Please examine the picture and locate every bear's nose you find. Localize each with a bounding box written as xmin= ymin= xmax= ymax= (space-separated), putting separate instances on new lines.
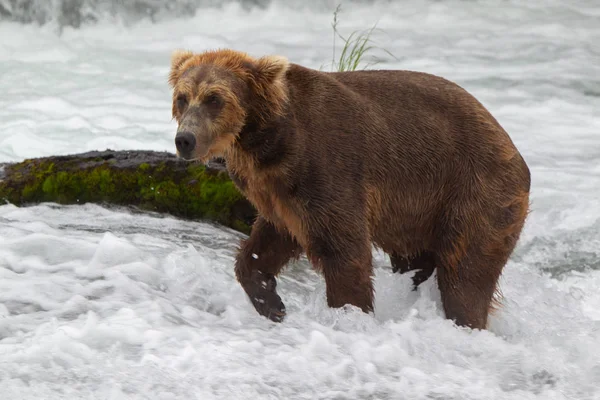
xmin=175 ymin=132 xmax=196 ymax=156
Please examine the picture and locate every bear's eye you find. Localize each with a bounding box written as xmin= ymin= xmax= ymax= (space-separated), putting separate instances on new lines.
xmin=205 ymin=94 xmax=221 ymax=105
xmin=176 ymin=95 xmax=188 ymax=112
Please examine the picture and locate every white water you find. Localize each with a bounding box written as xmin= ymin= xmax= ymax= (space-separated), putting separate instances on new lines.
xmin=1 ymin=1 xmax=600 ymax=399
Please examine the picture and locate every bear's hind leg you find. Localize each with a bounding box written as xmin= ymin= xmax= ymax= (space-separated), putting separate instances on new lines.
xmin=391 ymin=251 xmax=436 ymax=290
xmin=235 ymin=216 xmax=302 ymax=322
xmin=436 ymin=190 xmax=529 ymax=329
xmin=436 ymin=238 xmax=512 ymax=330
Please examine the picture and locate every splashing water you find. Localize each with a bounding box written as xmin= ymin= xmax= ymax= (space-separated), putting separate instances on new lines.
xmin=1 ymin=1 xmax=599 ymax=398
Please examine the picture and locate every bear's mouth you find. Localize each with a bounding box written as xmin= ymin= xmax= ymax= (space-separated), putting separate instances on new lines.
xmin=176 ymin=153 xmax=226 ymax=170
xmin=204 ymin=157 xmax=227 ymax=170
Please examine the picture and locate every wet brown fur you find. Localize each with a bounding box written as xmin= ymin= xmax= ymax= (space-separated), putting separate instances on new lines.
xmin=168 ymin=48 xmax=531 ymax=330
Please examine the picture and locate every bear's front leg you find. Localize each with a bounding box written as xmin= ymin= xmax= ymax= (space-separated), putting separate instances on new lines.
xmin=309 ymin=230 xmax=375 ymax=314
xmin=234 ymin=216 xmax=302 ymax=322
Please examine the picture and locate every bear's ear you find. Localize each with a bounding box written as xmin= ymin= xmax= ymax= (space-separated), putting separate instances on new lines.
xmin=169 ymin=49 xmax=194 ymax=87
xmin=254 ymin=55 xmax=289 ymax=84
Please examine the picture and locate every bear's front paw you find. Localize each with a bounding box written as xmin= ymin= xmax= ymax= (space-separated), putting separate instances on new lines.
xmin=245 ymin=270 xmax=286 ymax=323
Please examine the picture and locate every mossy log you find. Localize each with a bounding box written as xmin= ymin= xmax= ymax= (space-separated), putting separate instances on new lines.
xmin=0 ymin=150 xmax=256 ymax=234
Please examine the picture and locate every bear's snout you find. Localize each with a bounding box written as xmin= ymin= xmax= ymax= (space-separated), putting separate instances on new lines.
xmin=175 ymin=131 xmax=196 ymax=159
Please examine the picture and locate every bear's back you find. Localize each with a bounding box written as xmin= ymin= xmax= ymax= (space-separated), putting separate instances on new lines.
xmin=283 ymin=64 xmax=530 ymax=248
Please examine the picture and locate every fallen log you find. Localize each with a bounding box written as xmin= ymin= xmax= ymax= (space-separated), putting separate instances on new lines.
xmin=0 ymin=150 xmax=256 ymax=234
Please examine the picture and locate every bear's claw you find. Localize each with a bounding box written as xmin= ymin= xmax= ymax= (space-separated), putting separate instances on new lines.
xmin=245 ymin=270 xmax=286 ymax=323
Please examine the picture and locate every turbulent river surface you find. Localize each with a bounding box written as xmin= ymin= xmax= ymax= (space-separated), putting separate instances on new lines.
xmin=1 ymin=0 xmax=599 ymax=399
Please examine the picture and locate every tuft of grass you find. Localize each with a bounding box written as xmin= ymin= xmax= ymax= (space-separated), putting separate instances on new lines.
xmin=327 ymin=4 xmax=396 ymax=72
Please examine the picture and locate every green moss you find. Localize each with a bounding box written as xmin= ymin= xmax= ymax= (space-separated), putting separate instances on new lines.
xmin=21 ymin=183 xmax=37 ymax=201
xmin=230 ymin=219 xmax=252 ymax=235
xmin=0 ymin=154 xmax=255 ymax=234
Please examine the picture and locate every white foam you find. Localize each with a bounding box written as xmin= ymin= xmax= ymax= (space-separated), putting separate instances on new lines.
xmin=1 ymin=1 xmax=599 ymax=398
xmin=0 ymin=203 xmax=598 ymax=399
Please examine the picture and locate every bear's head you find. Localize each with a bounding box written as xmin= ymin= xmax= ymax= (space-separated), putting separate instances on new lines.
xmin=168 ymin=48 xmax=290 ymax=162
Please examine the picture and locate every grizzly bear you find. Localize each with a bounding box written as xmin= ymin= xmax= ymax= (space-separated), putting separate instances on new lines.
xmin=168 ymin=48 xmax=530 ymax=330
